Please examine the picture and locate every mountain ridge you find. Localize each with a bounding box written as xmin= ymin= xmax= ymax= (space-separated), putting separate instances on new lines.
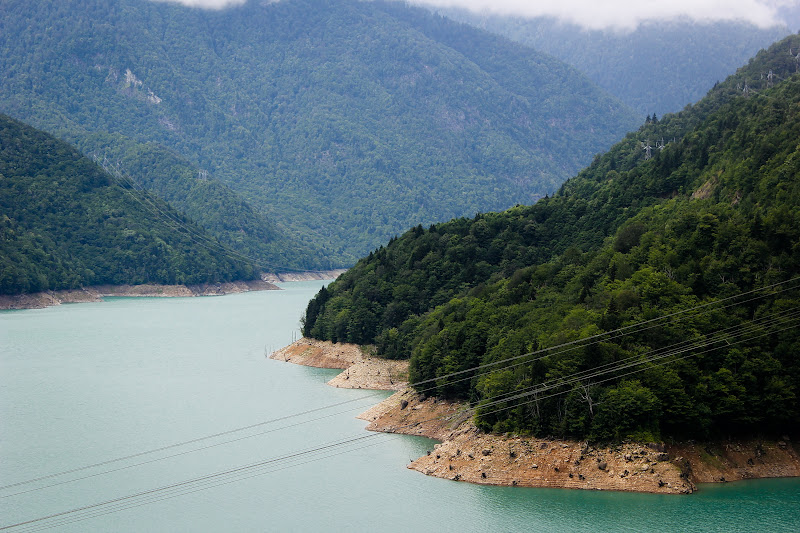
xmin=0 ymin=0 xmax=640 ymax=263
xmin=440 ymin=9 xmax=791 ymax=116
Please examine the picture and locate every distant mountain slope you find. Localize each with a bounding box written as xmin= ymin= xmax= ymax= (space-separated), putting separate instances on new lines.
xmin=0 ymin=0 xmax=639 ymax=263
xmin=442 ymin=10 xmax=790 ymax=117
xmin=0 ymin=115 xmax=257 ymax=294
xmin=301 ymin=35 xmax=800 ymax=441
xmin=76 ymin=133 xmax=325 ymax=271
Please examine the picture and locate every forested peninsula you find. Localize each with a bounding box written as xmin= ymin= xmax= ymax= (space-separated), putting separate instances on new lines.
xmin=300 ymin=36 xmax=800 ymax=459
xmin=273 ymin=338 xmax=800 ymax=493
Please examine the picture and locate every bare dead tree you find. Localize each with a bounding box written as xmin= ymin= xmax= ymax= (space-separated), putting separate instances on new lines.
xmin=576 ymin=380 xmax=596 ymax=417
xmin=526 ymin=389 xmax=542 ymax=420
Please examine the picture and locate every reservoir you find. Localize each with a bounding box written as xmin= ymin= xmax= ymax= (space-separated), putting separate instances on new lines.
xmin=2 ymin=281 xmax=798 ymax=531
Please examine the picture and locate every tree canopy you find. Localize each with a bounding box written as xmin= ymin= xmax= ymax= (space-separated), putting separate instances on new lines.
xmin=302 ymin=35 xmax=800 ymax=442
xmin=0 ymin=0 xmax=639 ymax=266
xmin=0 ymin=115 xmax=258 ymax=294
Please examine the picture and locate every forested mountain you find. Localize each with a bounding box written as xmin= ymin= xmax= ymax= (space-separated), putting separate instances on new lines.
xmin=302 ymin=35 xmax=800 ymax=442
xmin=442 ymin=9 xmax=790 ymax=117
xmin=0 ymin=115 xmax=258 ymax=294
xmin=0 ymin=0 xmax=639 ymax=265
xmin=76 ymin=133 xmax=323 ymax=271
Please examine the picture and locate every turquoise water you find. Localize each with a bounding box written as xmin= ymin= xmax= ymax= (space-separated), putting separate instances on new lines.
xmin=1 ymin=281 xmax=798 ymax=532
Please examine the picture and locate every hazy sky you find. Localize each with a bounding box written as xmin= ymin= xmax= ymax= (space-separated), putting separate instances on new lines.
xmin=155 ymin=0 xmax=797 ymax=31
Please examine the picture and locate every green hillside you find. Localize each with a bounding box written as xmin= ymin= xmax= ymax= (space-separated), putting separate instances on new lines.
xmin=0 ymin=115 xmax=257 ymax=294
xmin=0 ymin=0 xmax=639 ymax=264
xmin=77 ymin=133 xmax=325 ymax=271
xmin=302 ymin=35 xmax=800 ymax=441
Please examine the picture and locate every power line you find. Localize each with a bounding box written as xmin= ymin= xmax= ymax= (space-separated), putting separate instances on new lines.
xmin=481 ymin=304 xmax=800 ymax=403
xmin=0 ymin=395 xmax=383 ymax=498
xmin=4 ymin=277 xmax=797 ymax=499
xmin=8 ymin=435 xmax=401 ymax=533
xmin=96 ymin=158 xmax=267 ymax=269
xmin=472 ymin=309 xmax=800 ymax=413
xmin=11 ymin=66 xmax=796 ymax=529
xmin=380 ymin=306 xmax=800 ymax=436
xmin=96 ymin=158 xmax=264 ymax=272
xmin=3 ymin=304 xmax=796 ymax=531
xmin=412 ymin=275 xmax=800 ymax=390
xmin=1 ymin=433 xmax=384 ymax=532
xmin=423 ymin=279 xmax=800 ymax=395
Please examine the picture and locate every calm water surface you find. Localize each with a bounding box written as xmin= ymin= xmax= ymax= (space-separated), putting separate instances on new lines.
xmin=1 ymin=281 xmax=798 ymax=532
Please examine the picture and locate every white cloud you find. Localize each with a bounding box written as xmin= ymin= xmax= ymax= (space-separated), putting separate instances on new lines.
xmin=410 ymin=0 xmax=792 ymax=30
xmin=150 ymin=0 xmax=247 ymax=9
xmin=150 ymin=0 xmax=797 ymax=30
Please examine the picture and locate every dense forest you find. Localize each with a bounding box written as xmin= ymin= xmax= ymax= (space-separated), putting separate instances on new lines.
xmin=444 ymin=10 xmax=790 ymax=117
xmin=0 ymin=115 xmax=257 ymax=294
xmin=77 ymin=133 xmax=322 ymax=271
xmin=0 ymin=0 xmax=639 ymax=265
xmin=302 ymin=35 xmax=800 ymax=442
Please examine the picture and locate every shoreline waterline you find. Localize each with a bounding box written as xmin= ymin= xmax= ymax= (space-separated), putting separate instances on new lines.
xmin=0 ymin=269 xmax=346 ymax=310
xmin=272 ymin=337 xmax=800 ymax=495
xmin=3 ymin=285 xmax=799 ymax=531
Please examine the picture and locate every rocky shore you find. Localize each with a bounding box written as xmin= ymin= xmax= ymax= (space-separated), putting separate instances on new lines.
xmin=0 ymin=279 xmax=279 ymax=310
xmin=358 ymin=389 xmax=694 ymax=494
xmin=261 ymin=269 xmax=347 ymax=283
xmin=272 ymin=338 xmax=800 ymax=494
xmin=1 ymin=270 xmax=347 ymax=311
xmin=270 ymin=338 xmax=407 ymax=391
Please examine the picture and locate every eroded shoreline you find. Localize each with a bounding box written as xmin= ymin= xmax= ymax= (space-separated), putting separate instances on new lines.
xmin=270 ymin=337 xmax=408 ymax=391
xmin=272 ymin=338 xmax=800 ymax=494
xmin=0 ymin=269 xmax=346 ymax=310
xmin=261 ymin=269 xmax=348 ymax=283
xmin=0 ymin=280 xmax=280 ymax=310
